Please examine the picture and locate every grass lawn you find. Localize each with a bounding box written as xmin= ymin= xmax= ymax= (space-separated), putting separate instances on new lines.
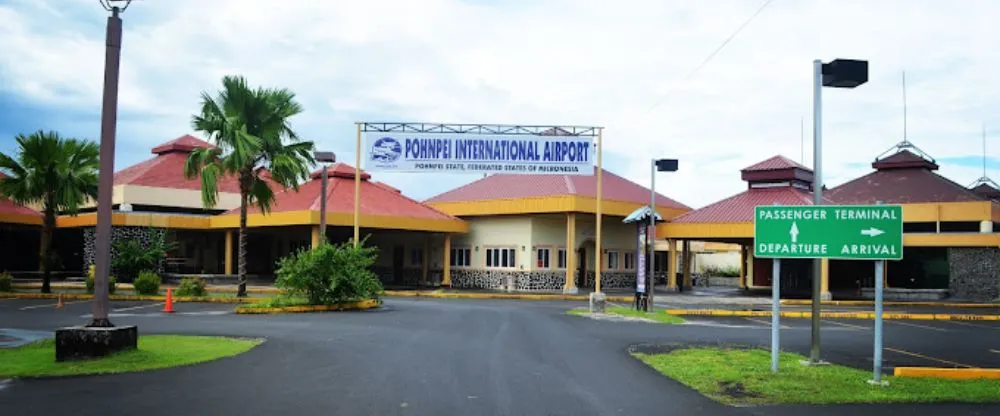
xmin=0 ymin=335 xmax=262 ymax=378
xmin=568 ymin=305 xmax=686 ymax=324
xmin=633 ymin=346 xmax=1000 ymax=405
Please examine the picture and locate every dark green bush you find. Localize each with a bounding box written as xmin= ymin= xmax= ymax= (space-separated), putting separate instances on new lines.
xmin=275 ymin=239 xmax=383 ymax=305
xmin=176 ymin=277 xmax=207 ymax=297
xmin=111 ymin=232 xmax=174 ymax=283
xmin=703 ymin=265 xmax=741 ymax=277
xmin=133 ymin=271 xmax=161 ymax=295
xmin=86 ymin=275 xmax=118 ymax=294
xmin=0 ymin=271 xmax=12 ymax=292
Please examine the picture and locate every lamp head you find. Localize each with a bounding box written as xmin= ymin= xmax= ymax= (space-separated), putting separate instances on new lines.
xmin=654 ymin=159 xmax=679 ymax=172
xmin=314 ymin=151 xmax=337 ymax=163
xmin=821 ymin=59 xmax=869 ymax=88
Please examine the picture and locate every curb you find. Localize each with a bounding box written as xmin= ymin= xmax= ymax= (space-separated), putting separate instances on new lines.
xmin=234 ymin=299 xmax=379 ymax=314
xmin=384 ymin=290 xmax=633 ymax=302
xmin=781 ymin=299 xmax=1000 ymax=309
xmin=663 ymin=309 xmax=1000 ymax=321
xmin=12 ymin=282 xmax=281 ymax=295
xmin=0 ymin=292 xmax=260 ymax=304
xmin=893 ymin=367 xmax=1000 ymax=380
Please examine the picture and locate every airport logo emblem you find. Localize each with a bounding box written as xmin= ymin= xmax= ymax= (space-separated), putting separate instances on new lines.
xmin=371 ymin=137 xmax=402 ymax=164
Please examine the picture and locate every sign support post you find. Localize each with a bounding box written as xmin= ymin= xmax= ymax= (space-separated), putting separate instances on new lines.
xmin=771 ymin=258 xmax=781 ymax=373
xmin=871 ymin=259 xmax=887 ymax=385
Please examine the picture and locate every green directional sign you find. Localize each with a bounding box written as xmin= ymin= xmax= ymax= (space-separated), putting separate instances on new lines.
xmin=753 ymin=205 xmax=903 ymax=260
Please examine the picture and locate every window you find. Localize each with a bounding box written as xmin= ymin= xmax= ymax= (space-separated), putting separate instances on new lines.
xmin=410 ymin=247 xmax=424 ymax=266
xmin=536 ymin=248 xmax=551 ymax=269
xmin=607 ymin=251 xmax=620 ymax=270
xmin=557 ymin=248 xmax=567 ymax=269
xmin=624 ymin=252 xmax=635 ymax=270
xmin=486 ymin=247 xmax=517 ymax=268
xmin=450 ymin=247 xmax=471 ymax=267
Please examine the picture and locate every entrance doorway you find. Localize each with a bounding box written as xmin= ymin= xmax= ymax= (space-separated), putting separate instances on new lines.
xmin=577 ymin=247 xmax=587 ymax=287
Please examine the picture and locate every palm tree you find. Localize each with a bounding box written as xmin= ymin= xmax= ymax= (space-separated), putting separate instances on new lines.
xmin=0 ymin=131 xmax=99 ymax=293
xmin=184 ymin=75 xmax=315 ymax=297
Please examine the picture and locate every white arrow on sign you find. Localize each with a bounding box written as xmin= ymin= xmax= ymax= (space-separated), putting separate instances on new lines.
xmin=861 ymin=227 xmax=884 ymax=237
xmin=790 ymin=221 xmax=799 ymax=243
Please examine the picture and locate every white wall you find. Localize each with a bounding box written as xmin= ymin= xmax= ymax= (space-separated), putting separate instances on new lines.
xmin=452 ymin=216 xmax=533 ymax=270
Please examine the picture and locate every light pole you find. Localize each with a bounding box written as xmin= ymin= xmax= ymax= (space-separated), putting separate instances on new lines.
xmin=314 ymin=151 xmax=336 ymax=240
xmin=810 ymin=58 xmax=868 ymax=363
xmin=647 ymin=158 xmax=678 ymax=312
xmin=89 ymin=0 xmax=133 ymax=328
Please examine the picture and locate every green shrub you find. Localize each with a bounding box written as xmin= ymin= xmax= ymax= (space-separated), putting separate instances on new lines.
xmin=275 ymin=239 xmax=383 ymax=305
xmin=176 ymin=277 xmax=207 ymax=297
xmin=703 ymin=265 xmax=741 ymax=277
xmin=86 ymin=275 xmax=118 ymax=294
xmin=0 ymin=271 xmax=12 ymax=292
xmin=111 ymin=232 xmax=175 ymax=283
xmin=133 ymin=271 xmax=161 ymax=295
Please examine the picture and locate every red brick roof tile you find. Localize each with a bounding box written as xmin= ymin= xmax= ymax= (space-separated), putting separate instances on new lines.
xmin=231 ymin=163 xmax=458 ymax=221
xmin=0 ymin=173 xmax=42 ymax=219
xmin=114 ymin=135 xmax=241 ymax=193
xmin=671 ymin=186 xmax=831 ymax=223
xmin=742 ymin=155 xmax=810 ymax=172
xmin=424 ymin=167 xmax=690 ymax=210
xmin=826 ymin=150 xmax=981 ymax=204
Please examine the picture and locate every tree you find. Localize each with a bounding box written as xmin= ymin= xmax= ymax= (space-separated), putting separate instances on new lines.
xmin=0 ymin=131 xmax=99 ymax=293
xmin=184 ymin=75 xmax=314 ymax=297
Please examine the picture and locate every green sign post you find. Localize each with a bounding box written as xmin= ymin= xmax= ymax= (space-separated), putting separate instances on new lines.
xmin=753 ymin=205 xmax=903 ymax=260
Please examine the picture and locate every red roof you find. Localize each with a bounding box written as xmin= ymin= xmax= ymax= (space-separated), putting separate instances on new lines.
xmin=672 ymin=186 xmax=831 ymax=223
xmin=742 ymin=155 xmax=810 ymax=172
xmin=231 ymin=163 xmax=458 ymax=221
xmin=826 ymin=150 xmax=983 ymax=204
xmin=114 ymin=135 xmax=242 ymax=193
xmin=424 ymin=167 xmax=690 ymax=210
xmin=0 ymin=173 xmax=42 ymax=219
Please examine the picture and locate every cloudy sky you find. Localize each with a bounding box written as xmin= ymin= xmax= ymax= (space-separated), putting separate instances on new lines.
xmin=1 ymin=0 xmax=998 ymax=209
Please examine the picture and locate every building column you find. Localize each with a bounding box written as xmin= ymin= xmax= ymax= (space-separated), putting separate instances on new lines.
xmin=738 ymin=244 xmax=747 ymax=290
xmin=666 ymin=239 xmax=678 ymax=291
xmin=682 ymin=240 xmax=692 ymax=289
xmin=563 ymin=212 xmax=577 ymax=294
xmin=820 ymin=258 xmax=831 ymax=301
xmin=442 ymin=234 xmax=452 ymax=287
xmin=746 ymin=247 xmax=755 ymax=288
xmin=224 ymin=230 xmax=234 ymax=276
xmin=882 ymin=260 xmax=890 ymax=289
xmin=421 ymin=238 xmax=429 ymax=285
xmin=310 ymin=225 xmax=321 ymax=249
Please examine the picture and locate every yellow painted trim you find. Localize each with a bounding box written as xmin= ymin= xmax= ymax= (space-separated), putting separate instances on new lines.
xmin=0 ymin=212 xmax=42 ymax=225
xmin=209 ymin=211 xmax=468 ymax=233
xmin=780 ymin=299 xmax=1000 ymax=308
xmin=904 ymin=233 xmax=1000 ymax=247
xmin=384 ymin=290 xmax=633 ymax=303
xmin=662 ymin=309 xmax=1000 ymax=321
xmin=893 ymin=367 xmax=1000 ymax=380
xmin=659 ymin=222 xmax=753 ymax=240
xmin=428 ymin=195 xmax=690 ymax=219
xmin=56 ymin=212 xmax=212 ymax=229
xmin=903 ymin=201 xmax=993 ymax=223
xmin=234 ymin=299 xmax=379 ymax=314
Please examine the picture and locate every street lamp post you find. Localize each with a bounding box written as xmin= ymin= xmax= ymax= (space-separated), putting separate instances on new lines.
xmin=89 ymin=0 xmax=133 ymax=328
xmin=314 ymin=151 xmax=336 ymax=240
xmin=647 ymin=158 xmax=678 ymax=312
xmin=809 ymin=58 xmax=868 ymax=363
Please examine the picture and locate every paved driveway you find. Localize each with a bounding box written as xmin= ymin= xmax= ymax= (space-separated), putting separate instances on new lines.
xmin=0 ymin=297 xmax=997 ymax=415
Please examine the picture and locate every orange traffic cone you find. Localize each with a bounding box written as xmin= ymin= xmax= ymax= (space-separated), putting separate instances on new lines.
xmin=163 ymin=288 xmax=174 ymax=313
xmin=55 ymin=294 xmax=65 ymax=309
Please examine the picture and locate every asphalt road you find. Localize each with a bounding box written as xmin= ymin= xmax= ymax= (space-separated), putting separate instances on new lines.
xmin=1 ymin=297 xmax=998 ymax=416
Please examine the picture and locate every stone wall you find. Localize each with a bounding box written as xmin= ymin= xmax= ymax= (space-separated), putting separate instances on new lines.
xmin=82 ymin=226 xmax=168 ymax=278
xmin=450 ymin=269 xmax=576 ymax=292
xmin=581 ymin=271 xmax=636 ymax=289
xmin=948 ymin=247 xmax=1000 ymax=301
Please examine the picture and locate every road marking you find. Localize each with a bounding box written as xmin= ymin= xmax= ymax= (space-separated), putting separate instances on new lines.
xmin=885 ymin=347 xmax=975 ymax=368
xmin=887 ymin=320 xmax=948 ymax=332
xmin=113 ymin=303 xmax=163 ymax=312
xmin=946 ymin=320 xmax=999 ymax=330
xmin=822 ymin=319 xmax=868 ymax=330
xmin=18 ymin=300 xmax=88 ymax=310
xmin=989 ymin=349 xmax=1000 ymax=355
xmin=743 ymin=317 xmax=789 ymax=329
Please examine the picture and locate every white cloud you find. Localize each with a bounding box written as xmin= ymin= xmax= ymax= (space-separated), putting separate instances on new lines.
xmin=1 ymin=0 xmax=999 ymax=208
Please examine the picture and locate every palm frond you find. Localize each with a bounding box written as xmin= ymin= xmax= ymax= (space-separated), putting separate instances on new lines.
xmin=247 ymin=176 xmax=276 ymax=214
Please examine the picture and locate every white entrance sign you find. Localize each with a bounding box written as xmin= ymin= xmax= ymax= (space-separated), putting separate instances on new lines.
xmin=363 ymin=132 xmax=595 ymax=175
